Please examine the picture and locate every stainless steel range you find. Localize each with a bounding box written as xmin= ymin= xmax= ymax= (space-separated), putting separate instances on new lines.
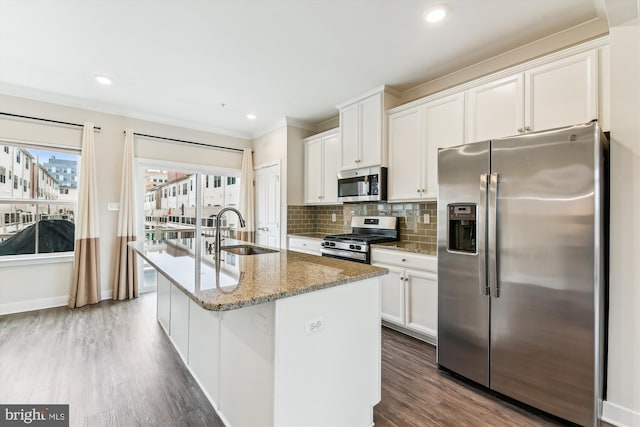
xmin=321 ymin=216 xmax=398 ymax=263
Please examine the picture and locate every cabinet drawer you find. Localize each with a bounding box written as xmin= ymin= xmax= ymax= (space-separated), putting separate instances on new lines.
xmin=371 ymin=248 xmax=437 ymax=272
xmin=288 ymin=237 xmax=322 ymax=256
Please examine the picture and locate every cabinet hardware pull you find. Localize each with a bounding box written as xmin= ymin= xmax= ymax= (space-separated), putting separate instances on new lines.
xmin=517 ymin=128 xmax=524 ymax=133
xmin=524 ymin=126 xmax=531 ymax=131
xmin=402 ymin=258 xmax=406 ymax=262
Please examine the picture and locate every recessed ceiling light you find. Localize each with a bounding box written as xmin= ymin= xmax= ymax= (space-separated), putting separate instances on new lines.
xmin=246 ymin=113 xmax=257 ymax=120
xmin=424 ymin=5 xmax=448 ymax=24
xmin=95 ymin=75 xmax=112 ymax=85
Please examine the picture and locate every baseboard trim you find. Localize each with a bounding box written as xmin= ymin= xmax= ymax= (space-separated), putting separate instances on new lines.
xmin=602 ymin=401 xmax=640 ymax=427
xmin=0 ymin=295 xmax=68 ymax=315
xmin=101 ymin=289 xmax=113 ymax=301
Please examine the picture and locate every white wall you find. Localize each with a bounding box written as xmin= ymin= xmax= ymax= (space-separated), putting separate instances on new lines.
xmin=603 ymin=17 xmax=640 ymax=426
xmin=0 ymin=94 xmax=250 ymax=313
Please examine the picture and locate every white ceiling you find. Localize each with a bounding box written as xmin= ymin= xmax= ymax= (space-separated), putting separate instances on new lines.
xmin=0 ymin=0 xmax=606 ymax=139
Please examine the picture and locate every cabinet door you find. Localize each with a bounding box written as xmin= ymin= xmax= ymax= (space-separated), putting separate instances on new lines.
xmin=322 ymin=133 xmax=340 ymax=203
xmin=304 ymin=137 xmax=323 ymax=204
xmin=525 ymin=50 xmax=597 ymax=132
xmin=405 ymin=269 xmax=438 ymax=339
xmin=377 ymin=265 xmax=405 ymax=325
xmin=388 ymin=107 xmax=422 ymax=200
xmin=157 ymin=273 xmax=171 ymax=334
xmin=423 ymin=92 xmax=465 ymax=198
xmin=359 ymin=93 xmax=383 ymax=168
xmin=466 ymin=73 xmax=524 ymax=143
xmin=340 ymin=103 xmax=360 ymax=170
xmin=170 ymin=284 xmax=190 ymax=360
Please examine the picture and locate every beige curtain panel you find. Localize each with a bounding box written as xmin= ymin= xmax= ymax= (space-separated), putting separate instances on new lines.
xmin=112 ymin=129 xmax=138 ymax=300
xmin=69 ymin=122 xmax=101 ymax=308
xmin=238 ymin=148 xmax=255 ymax=242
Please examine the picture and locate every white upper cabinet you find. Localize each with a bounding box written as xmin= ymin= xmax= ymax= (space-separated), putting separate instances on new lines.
xmin=423 ymin=93 xmax=465 ymax=199
xmin=388 ymin=108 xmax=422 ymax=200
xmin=337 ymin=87 xmax=398 ymax=171
xmin=304 ymin=137 xmax=323 ymax=203
xmin=466 ymin=50 xmax=598 ymax=143
xmin=466 ymin=74 xmax=524 ymax=143
xmin=339 ymin=103 xmax=360 ymax=170
xmin=524 ymin=50 xmax=597 ymax=132
xmin=304 ymin=129 xmax=340 ymax=204
xmin=388 ymin=92 xmax=465 ymax=201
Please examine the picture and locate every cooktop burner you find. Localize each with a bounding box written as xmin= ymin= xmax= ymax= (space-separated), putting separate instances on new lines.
xmin=323 ymin=233 xmax=398 ymax=244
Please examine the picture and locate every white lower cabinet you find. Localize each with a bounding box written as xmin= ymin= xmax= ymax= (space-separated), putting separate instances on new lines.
xmin=157 ymin=273 xmax=171 ymax=334
xmin=372 ymin=248 xmax=437 ymax=344
xmin=287 ymin=236 xmax=322 ymax=256
xmin=170 ymin=284 xmax=190 ymax=360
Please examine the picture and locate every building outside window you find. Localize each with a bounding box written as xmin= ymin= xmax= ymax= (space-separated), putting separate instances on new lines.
xmin=0 ymin=145 xmax=77 ymax=256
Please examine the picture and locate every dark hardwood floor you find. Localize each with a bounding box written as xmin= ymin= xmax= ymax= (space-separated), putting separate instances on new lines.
xmin=0 ymin=293 xmax=223 ymax=427
xmin=1 ymin=294 xmax=608 ymax=426
xmin=375 ymin=327 xmax=575 ymax=427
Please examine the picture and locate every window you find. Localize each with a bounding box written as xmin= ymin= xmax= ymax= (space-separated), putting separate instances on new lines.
xmin=227 ymin=176 xmax=236 ymax=185
xmin=3 ymin=146 xmax=8 ymax=154
xmin=0 ymin=145 xmax=79 ymax=257
xmin=142 ymin=169 xmax=240 ymax=242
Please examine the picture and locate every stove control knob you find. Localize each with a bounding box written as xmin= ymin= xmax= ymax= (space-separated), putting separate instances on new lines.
xmin=330 ymin=242 xmax=336 ymax=247
xmin=349 ymin=244 xmax=355 ymax=249
xmin=355 ymin=245 xmax=362 ymax=250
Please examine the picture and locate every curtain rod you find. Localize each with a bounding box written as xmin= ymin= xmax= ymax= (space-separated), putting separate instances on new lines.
xmin=0 ymin=112 xmax=101 ymax=131
xmin=131 ymin=131 xmax=246 ymax=153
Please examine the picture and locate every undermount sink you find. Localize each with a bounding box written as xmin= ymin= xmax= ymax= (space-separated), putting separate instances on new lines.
xmin=221 ymin=245 xmax=279 ymax=255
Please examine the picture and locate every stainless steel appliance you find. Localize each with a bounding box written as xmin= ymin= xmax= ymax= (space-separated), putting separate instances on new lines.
xmin=322 ymin=216 xmax=398 ymax=263
xmin=437 ymin=121 xmax=607 ymax=426
xmin=337 ymin=166 xmax=387 ymax=202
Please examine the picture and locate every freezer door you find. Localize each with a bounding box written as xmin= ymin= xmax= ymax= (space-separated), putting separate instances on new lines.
xmin=437 ymin=141 xmax=490 ymax=387
xmin=489 ymin=122 xmax=600 ymax=426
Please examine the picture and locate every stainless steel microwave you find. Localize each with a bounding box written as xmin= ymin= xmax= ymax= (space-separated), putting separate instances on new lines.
xmin=337 ymin=166 xmax=387 ymax=202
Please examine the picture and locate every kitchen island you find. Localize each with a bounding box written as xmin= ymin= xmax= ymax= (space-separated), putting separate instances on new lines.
xmin=130 ymin=239 xmax=387 ymax=427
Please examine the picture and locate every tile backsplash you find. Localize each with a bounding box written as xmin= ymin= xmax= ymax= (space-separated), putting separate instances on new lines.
xmin=288 ymin=202 xmax=438 ymax=250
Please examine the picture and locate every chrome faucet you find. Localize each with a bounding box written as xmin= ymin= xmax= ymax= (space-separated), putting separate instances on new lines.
xmin=214 ymin=207 xmax=246 ymax=260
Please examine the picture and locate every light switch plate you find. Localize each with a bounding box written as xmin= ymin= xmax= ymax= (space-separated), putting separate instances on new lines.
xmin=107 ymin=202 xmax=120 ymax=211
xmin=423 ymin=214 xmax=430 ymax=224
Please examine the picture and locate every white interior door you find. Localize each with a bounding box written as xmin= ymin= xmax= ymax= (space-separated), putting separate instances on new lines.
xmin=255 ymin=164 xmax=280 ymax=248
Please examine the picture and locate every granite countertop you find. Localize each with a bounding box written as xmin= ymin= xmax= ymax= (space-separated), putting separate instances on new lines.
xmin=130 ymin=239 xmax=387 ymax=311
xmin=371 ymin=241 xmax=437 ymax=256
xmin=287 ymin=232 xmax=327 ymax=240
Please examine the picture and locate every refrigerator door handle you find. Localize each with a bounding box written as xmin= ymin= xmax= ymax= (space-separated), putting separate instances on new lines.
xmin=488 ymin=173 xmax=499 ymax=298
xmin=478 ymin=174 xmax=489 ymax=296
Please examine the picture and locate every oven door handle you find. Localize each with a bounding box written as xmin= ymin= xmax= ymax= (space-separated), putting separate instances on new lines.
xmin=321 ymin=247 xmax=368 ymax=262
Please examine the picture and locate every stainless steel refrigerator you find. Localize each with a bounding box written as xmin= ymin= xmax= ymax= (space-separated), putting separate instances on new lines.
xmin=437 ymin=121 xmax=607 ymax=426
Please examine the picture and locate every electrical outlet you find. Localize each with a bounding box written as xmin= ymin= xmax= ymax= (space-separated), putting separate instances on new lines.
xmin=423 ymin=213 xmax=430 ymax=224
xmin=253 ymin=313 xmax=269 ymax=334
xmin=331 ymin=213 xmax=337 ymax=222
xmin=305 ymin=316 xmax=325 ymax=335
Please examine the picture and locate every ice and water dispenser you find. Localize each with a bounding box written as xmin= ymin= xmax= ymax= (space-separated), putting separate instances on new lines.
xmin=447 ymin=204 xmax=477 ymax=253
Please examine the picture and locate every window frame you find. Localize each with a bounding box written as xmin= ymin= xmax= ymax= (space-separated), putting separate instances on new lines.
xmin=0 ymin=141 xmax=80 ymax=264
